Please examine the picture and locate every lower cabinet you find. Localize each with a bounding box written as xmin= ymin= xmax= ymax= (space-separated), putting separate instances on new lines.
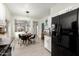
xmin=44 ymin=35 xmax=51 ymax=52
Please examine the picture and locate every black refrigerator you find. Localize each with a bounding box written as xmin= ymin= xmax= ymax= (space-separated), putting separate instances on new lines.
xmin=51 ymin=9 xmax=78 ymax=56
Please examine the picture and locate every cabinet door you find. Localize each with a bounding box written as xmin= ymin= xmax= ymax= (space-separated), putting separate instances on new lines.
xmin=51 ymin=16 xmax=60 ymax=55
xmin=77 ymin=9 xmax=79 ymax=55
xmin=52 ymin=16 xmax=59 ymax=24
xmin=59 ymin=9 xmax=77 ymax=55
xmin=44 ymin=35 xmax=51 ymax=52
xmin=48 ymin=37 xmax=51 ymax=52
xmin=44 ymin=36 xmax=48 ymax=50
xmin=60 ymin=10 xmax=77 ymax=29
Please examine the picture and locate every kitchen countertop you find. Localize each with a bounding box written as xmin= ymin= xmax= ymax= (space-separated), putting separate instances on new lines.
xmin=0 ymin=38 xmax=12 ymax=46
xmin=0 ymin=38 xmax=13 ymax=56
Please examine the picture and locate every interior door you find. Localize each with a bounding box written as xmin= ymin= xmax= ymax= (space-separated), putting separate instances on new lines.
xmin=41 ymin=23 xmax=44 ymax=41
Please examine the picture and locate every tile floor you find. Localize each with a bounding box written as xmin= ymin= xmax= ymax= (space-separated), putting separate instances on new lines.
xmin=12 ymin=38 xmax=51 ymax=56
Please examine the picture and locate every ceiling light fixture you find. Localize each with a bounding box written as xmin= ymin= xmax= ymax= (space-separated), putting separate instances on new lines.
xmin=26 ymin=11 xmax=29 ymax=13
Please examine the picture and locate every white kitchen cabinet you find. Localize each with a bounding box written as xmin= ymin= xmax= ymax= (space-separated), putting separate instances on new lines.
xmin=0 ymin=4 xmax=6 ymax=25
xmin=0 ymin=4 xmax=5 ymax=20
xmin=44 ymin=35 xmax=51 ymax=52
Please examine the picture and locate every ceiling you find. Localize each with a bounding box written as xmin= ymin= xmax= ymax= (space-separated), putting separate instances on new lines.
xmin=5 ymin=3 xmax=56 ymax=19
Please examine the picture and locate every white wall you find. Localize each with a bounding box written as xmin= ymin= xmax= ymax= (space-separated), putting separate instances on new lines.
xmin=0 ymin=4 xmax=13 ymax=39
xmin=38 ymin=15 xmax=51 ymax=38
xmin=4 ymin=4 xmax=13 ymax=39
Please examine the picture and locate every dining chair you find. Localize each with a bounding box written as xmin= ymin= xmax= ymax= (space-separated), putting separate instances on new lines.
xmin=29 ymin=34 xmax=36 ymax=44
xmin=18 ymin=34 xmax=23 ymax=46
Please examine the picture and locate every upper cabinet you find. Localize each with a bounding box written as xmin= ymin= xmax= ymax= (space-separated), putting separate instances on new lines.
xmin=0 ymin=4 xmax=6 ymax=25
xmin=60 ymin=9 xmax=77 ymax=29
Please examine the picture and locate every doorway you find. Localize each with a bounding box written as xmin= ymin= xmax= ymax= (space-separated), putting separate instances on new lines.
xmin=33 ymin=21 xmax=38 ymax=40
xmin=41 ymin=23 xmax=44 ymax=42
